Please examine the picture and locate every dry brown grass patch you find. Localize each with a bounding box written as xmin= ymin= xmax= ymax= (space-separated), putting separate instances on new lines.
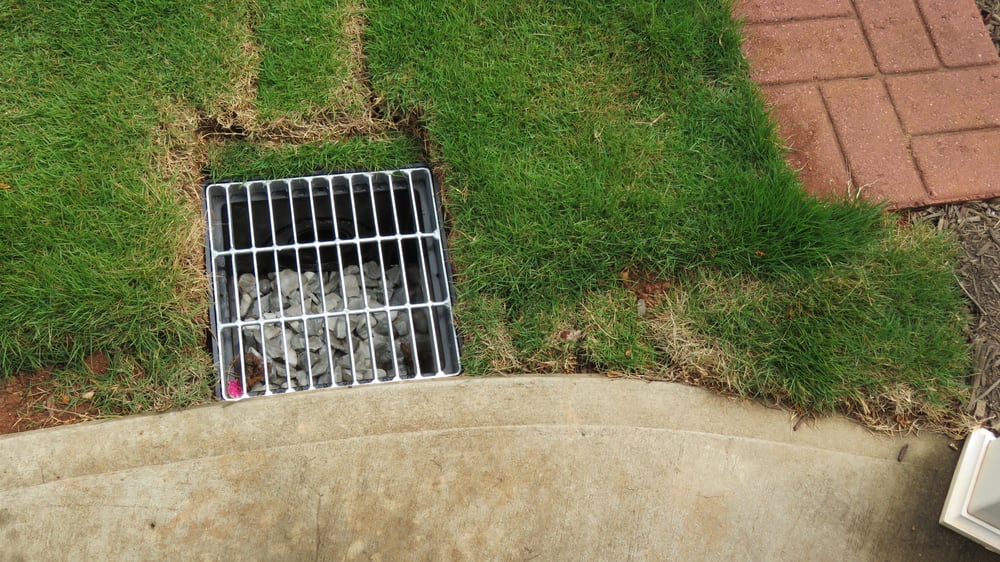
xmin=847 ymin=383 xmax=980 ymax=440
xmin=199 ymin=2 xmax=394 ymax=145
xmin=644 ymin=290 xmax=739 ymax=386
xmin=209 ymin=35 xmax=262 ymax=133
xmin=149 ymin=3 xmax=403 ymax=323
xmin=152 ymin=100 xmax=213 ymax=323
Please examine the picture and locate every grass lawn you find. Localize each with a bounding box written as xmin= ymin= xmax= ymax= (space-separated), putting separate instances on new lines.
xmin=0 ymin=1 xmax=973 ymax=430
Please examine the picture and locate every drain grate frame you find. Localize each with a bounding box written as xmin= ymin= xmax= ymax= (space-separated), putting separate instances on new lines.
xmin=205 ymin=167 xmax=460 ymax=400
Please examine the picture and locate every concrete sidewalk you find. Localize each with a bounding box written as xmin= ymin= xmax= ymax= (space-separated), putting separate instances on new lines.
xmin=0 ymin=376 xmax=994 ymax=560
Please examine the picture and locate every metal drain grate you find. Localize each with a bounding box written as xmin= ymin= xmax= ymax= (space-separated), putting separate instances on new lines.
xmin=205 ymin=167 xmax=460 ymax=400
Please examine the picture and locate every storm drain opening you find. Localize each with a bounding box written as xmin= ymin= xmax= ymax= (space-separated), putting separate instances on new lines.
xmin=205 ymin=167 xmax=461 ymax=400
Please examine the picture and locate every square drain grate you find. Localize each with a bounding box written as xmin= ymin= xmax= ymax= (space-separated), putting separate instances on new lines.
xmin=205 ymin=167 xmax=460 ymax=400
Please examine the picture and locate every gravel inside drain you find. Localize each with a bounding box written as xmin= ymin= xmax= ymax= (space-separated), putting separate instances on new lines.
xmin=234 ymin=262 xmax=428 ymax=393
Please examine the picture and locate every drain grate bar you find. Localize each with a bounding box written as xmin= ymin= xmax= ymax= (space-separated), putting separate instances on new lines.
xmin=205 ymin=168 xmax=461 ymax=400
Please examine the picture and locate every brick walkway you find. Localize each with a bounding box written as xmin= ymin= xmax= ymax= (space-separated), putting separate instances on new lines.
xmin=736 ymin=0 xmax=1000 ymax=209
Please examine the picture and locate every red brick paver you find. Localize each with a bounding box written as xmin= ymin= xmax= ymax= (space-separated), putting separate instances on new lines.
xmin=737 ymin=0 xmax=853 ymax=23
xmin=912 ymin=130 xmax=1000 ymax=201
xmin=736 ymin=0 xmax=1000 ymax=208
xmin=761 ymin=84 xmax=850 ymax=197
xmin=822 ymin=79 xmax=927 ymax=205
xmin=742 ymin=19 xmax=876 ymax=84
xmin=854 ymin=0 xmax=939 ymax=73
xmin=887 ymin=67 xmax=1000 ymax=134
xmin=917 ymin=0 xmax=998 ymax=67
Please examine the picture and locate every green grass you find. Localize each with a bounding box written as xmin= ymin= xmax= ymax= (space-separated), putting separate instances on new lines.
xmin=676 ymin=221 xmax=969 ymax=412
xmin=205 ymin=136 xmax=423 ymax=181
xmin=0 ymin=1 xmax=258 ymax=411
xmin=366 ymin=1 xmax=883 ymax=297
xmin=0 ymin=0 xmax=396 ymax=414
xmin=365 ymin=0 xmax=971 ymax=416
xmin=254 ymin=0 xmax=366 ymax=122
xmin=0 ymin=0 xmax=973 ymax=423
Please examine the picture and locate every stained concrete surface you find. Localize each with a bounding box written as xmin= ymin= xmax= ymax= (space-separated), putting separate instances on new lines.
xmin=0 ymin=376 xmax=995 ymax=560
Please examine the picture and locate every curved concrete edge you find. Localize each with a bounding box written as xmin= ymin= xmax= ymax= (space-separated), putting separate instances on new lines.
xmin=0 ymin=375 xmax=949 ymax=489
xmin=0 ymin=375 xmax=993 ymax=560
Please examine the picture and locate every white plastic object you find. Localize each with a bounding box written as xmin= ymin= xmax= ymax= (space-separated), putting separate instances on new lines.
xmin=940 ymin=428 xmax=1000 ymax=553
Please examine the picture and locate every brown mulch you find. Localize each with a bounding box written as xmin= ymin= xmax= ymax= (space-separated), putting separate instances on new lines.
xmin=978 ymin=0 xmax=1000 ymax=56
xmin=908 ymin=199 xmax=1000 ymax=432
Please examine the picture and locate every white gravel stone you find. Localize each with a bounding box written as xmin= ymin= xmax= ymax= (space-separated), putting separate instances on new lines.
xmin=232 ymin=260 xmax=437 ymax=390
xmin=239 ymin=292 xmax=255 ymax=319
xmin=262 ymin=324 xmax=280 ymax=341
xmin=343 ymin=276 xmax=361 ymax=299
xmin=284 ymin=343 xmax=298 ymax=368
xmin=324 ymin=293 xmax=344 ymax=311
xmin=294 ymin=371 xmax=310 ymax=388
xmin=393 ymin=314 xmax=410 ymax=337
xmin=238 ymin=273 xmax=256 ymax=293
xmin=390 ymin=286 xmax=408 ymax=306
xmin=278 ymin=269 xmax=299 ymax=293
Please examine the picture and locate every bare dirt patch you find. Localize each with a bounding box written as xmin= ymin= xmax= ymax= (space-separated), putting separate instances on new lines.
xmin=84 ymin=352 xmax=109 ymax=376
xmin=0 ymin=371 xmax=101 ymax=436
xmin=620 ymin=267 xmax=674 ymax=309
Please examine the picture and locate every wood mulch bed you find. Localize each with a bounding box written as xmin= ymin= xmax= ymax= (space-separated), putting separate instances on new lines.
xmin=909 ymin=199 xmax=1000 ymax=432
